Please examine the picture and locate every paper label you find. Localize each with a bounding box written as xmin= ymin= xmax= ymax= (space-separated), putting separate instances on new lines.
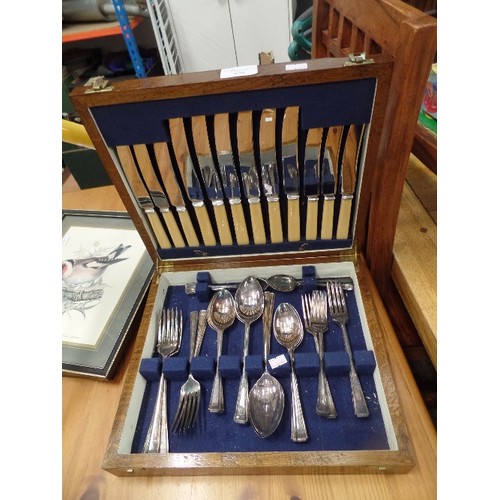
xmin=269 ymin=354 xmax=288 ymax=369
xmin=285 ymin=63 xmax=308 ymax=71
xmin=220 ymin=65 xmax=258 ymax=79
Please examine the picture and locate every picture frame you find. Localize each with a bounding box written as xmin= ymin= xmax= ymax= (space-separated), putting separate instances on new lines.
xmin=62 ymin=209 xmax=154 ymax=379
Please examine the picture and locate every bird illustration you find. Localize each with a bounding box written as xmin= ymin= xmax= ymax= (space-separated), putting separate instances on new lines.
xmin=62 ymin=243 xmax=131 ymax=286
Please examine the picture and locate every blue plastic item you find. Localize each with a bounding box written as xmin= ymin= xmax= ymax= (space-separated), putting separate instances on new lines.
xmin=111 ymin=0 xmax=146 ymax=77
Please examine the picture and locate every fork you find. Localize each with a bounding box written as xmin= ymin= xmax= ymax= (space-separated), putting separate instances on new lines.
xmin=327 ymin=281 xmax=369 ymax=418
xmin=143 ymin=307 xmax=182 ymax=453
xmin=301 ymin=290 xmax=337 ymax=418
xmin=172 ymin=310 xmax=207 ymax=433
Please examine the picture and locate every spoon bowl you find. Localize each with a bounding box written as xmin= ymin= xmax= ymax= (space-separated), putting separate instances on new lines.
xmin=248 ymin=292 xmax=285 ymax=438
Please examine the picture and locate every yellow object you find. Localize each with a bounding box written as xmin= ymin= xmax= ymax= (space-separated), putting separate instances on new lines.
xmin=62 ymin=119 xmax=95 ymax=149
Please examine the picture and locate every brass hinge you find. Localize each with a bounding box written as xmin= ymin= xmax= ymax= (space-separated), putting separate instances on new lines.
xmin=344 ymin=52 xmax=375 ymax=67
xmin=157 ymin=258 xmax=175 ymax=278
xmin=84 ymin=76 xmax=114 ymax=94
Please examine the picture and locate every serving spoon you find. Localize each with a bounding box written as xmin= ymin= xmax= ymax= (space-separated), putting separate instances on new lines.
xmin=233 ymin=276 xmax=265 ymax=424
xmin=207 ymin=289 xmax=236 ymax=413
xmin=184 ymin=275 xmax=353 ymax=295
xmin=249 ymin=291 xmax=285 ymax=438
xmin=274 ymin=302 xmax=308 ymax=442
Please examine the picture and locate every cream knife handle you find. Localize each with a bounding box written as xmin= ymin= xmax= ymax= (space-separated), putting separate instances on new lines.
xmin=287 ymin=197 xmax=301 ymax=242
xmin=336 ymin=195 xmax=353 ymax=239
xmin=193 ymin=204 xmax=217 ymax=246
xmin=160 ymin=210 xmax=185 ymax=248
xmin=146 ymin=211 xmax=171 ymax=249
xmin=267 ymin=199 xmax=283 ymax=243
xmin=249 ymin=201 xmax=266 ymax=244
xmin=320 ymin=196 xmax=335 ymax=240
xmin=212 ymin=203 xmax=233 ymax=246
xmin=305 ymin=197 xmax=319 ymax=240
xmin=229 ymin=202 xmax=250 ymax=245
xmin=176 ymin=208 xmax=199 ymax=247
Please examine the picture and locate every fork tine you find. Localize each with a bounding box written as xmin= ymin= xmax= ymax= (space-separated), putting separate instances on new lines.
xmin=172 ymin=395 xmax=186 ymax=433
xmin=184 ymin=395 xmax=195 ymax=431
xmin=190 ymin=394 xmax=200 ymax=429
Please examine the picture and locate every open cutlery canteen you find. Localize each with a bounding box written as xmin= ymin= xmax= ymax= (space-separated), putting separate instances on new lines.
xmin=71 ymin=54 xmax=417 ymax=474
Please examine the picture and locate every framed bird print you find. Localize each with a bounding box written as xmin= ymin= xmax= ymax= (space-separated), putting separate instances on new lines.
xmin=62 ymin=210 xmax=154 ymax=379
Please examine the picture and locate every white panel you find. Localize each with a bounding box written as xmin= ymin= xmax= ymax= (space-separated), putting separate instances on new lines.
xmin=167 ymin=0 xmax=237 ymax=73
xmin=229 ymin=0 xmax=296 ymax=66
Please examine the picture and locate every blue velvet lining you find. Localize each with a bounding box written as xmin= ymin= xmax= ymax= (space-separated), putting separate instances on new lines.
xmin=131 ymin=267 xmax=389 ymax=454
xmin=91 ymin=80 xmax=376 ymax=147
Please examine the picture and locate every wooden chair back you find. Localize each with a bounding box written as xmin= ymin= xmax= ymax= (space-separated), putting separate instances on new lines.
xmin=312 ymin=0 xmax=437 ymax=294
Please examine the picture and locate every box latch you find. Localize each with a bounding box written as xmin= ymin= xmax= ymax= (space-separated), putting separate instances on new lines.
xmin=344 ymin=52 xmax=375 ymax=67
xmin=84 ymin=76 xmax=114 ymax=94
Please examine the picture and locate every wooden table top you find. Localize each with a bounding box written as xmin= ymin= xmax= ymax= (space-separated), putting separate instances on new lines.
xmin=62 ymin=185 xmax=437 ymax=500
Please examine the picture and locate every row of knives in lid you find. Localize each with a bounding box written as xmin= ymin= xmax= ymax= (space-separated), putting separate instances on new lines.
xmin=114 ymin=107 xmax=366 ymax=250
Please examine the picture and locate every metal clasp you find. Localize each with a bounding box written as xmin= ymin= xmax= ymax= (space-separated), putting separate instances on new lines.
xmin=344 ymin=52 xmax=375 ymax=66
xmin=84 ymin=76 xmax=114 ymax=93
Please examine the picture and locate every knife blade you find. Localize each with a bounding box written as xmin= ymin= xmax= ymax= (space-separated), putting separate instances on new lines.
xmin=133 ymin=144 xmax=185 ymax=248
xmin=152 ymin=142 xmax=200 ymax=247
xmin=242 ymin=164 xmax=266 ymax=244
xmin=320 ymin=126 xmax=342 ymax=240
xmin=115 ymin=145 xmax=172 ymax=249
xmin=336 ymin=124 xmax=365 ymax=239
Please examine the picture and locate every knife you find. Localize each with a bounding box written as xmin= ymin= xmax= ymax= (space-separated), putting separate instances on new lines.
xmin=320 ymin=126 xmax=342 ymax=240
xmin=226 ymin=166 xmax=250 ymax=245
xmin=167 ymin=117 xmax=217 ymax=246
xmin=241 ymin=163 xmax=266 ymax=244
xmin=336 ymin=124 xmax=365 ymax=239
xmin=259 ymin=109 xmax=283 ymax=244
xmin=261 ymin=161 xmax=283 ymax=243
xmin=133 ymin=144 xmax=185 ymax=248
xmin=153 ymin=142 xmax=200 ymax=247
xmin=201 ymin=160 xmax=233 ymax=246
xmin=210 ymin=113 xmax=250 ymax=246
xmin=303 ymin=150 xmax=320 ymax=241
xmin=280 ymin=107 xmax=301 ymax=242
xmin=190 ymin=115 xmax=233 ymax=246
xmin=115 ymin=145 xmax=172 ymax=249
xmin=282 ymin=156 xmax=301 ymax=242
xmin=185 ymin=155 xmax=217 ymax=246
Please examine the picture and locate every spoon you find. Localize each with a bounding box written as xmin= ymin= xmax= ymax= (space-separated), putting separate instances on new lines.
xmin=184 ymin=275 xmax=354 ymax=294
xmin=273 ymin=302 xmax=308 ymax=442
xmin=249 ymin=291 xmax=285 ymax=438
xmin=233 ymin=276 xmax=265 ymax=424
xmin=207 ymin=289 xmax=236 ymax=413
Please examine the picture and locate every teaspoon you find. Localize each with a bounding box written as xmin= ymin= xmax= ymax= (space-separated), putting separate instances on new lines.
xmin=273 ymin=302 xmax=308 ymax=443
xmin=207 ymin=289 xmax=236 ymax=413
xmin=233 ymin=276 xmax=265 ymax=424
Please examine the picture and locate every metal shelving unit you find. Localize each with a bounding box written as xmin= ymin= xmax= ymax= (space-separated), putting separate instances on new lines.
xmin=145 ymin=0 xmax=184 ymax=74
